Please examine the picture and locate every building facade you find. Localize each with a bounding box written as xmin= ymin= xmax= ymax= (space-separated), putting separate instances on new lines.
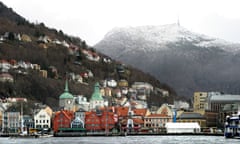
xmin=2 ymin=112 xmax=20 ymax=133
xmin=193 ymin=92 xmax=208 ymax=111
xmin=53 ymin=110 xmax=74 ymax=133
xmin=34 ymin=109 xmax=51 ymax=130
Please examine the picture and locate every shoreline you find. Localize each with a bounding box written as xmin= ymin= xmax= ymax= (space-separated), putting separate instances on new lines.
xmin=0 ymin=132 xmax=224 ymax=137
xmin=53 ymin=132 xmax=224 ymax=137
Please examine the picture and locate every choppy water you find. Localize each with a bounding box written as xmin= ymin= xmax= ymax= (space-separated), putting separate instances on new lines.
xmin=0 ymin=136 xmax=239 ymax=144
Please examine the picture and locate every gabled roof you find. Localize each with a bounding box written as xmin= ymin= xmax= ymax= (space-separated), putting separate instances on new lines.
xmin=116 ymin=107 xmax=129 ymax=117
xmin=55 ymin=110 xmax=74 ymax=120
xmin=133 ymin=108 xmax=147 ymax=116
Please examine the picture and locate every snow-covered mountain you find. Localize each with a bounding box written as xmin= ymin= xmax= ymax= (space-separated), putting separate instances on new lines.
xmin=95 ymin=24 xmax=240 ymax=96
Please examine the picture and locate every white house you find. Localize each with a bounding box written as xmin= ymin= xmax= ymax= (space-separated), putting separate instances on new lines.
xmin=34 ymin=109 xmax=51 ymax=130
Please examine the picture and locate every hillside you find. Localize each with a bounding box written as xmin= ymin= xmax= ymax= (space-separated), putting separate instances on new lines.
xmin=95 ymin=24 xmax=240 ymax=96
xmin=0 ymin=2 xmax=177 ymax=110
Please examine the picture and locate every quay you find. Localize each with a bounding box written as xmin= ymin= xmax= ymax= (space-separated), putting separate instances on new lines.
xmin=53 ymin=132 xmax=224 ymax=137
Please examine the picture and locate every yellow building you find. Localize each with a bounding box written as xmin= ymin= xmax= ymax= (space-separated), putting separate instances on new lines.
xmin=144 ymin=104 xmax=173 ymax=131
xmin=193 ymin=92 xmax=208 ymax=112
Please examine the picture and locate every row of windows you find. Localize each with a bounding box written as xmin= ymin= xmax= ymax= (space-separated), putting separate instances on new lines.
xmin=35 ymin=120 xmax=49 ymax=124
xmin=36 ymin=125 xmax=49 ymax=128
xmin=145 ymin=123 xmax=164 ymax=127
xmin=145 ymin=118 xmax=170 ymax=122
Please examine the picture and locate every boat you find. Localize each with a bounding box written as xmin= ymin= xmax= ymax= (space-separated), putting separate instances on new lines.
xmin=224 ymin=113 xmax=240 ymax=139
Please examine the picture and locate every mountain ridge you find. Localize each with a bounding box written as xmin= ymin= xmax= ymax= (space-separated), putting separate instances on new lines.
xmin=95 ymin=24 xmax=240 ymax=96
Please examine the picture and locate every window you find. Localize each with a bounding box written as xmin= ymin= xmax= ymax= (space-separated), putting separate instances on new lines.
xmin=43 ymin=120 xmax=45 ymax=123
xmin=36 ymin=120 xmax=38 ymax=123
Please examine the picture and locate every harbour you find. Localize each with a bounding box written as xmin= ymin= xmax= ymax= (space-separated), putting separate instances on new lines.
xmin=1 ymin=135 xmax=239 ymax=144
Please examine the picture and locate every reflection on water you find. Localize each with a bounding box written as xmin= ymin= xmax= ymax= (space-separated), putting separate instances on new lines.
xmin=1 ymin=135 xmax=239 ymax=144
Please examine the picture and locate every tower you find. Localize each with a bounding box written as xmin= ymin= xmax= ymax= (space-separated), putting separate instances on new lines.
xmin=89 ymin=82 xmax=105 ymax=110
xmin=59 ymin=80 xmax=74 ymax=111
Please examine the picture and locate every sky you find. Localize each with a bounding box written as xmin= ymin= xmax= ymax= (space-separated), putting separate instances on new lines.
xmin=1 ymin=0 xmax=240 ymax=46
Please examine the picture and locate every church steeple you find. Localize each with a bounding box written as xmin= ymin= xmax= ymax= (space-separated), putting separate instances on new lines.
xmin=64 ymin=79 xmax=69 ymax=92
xmin=59 ymin=79 xmax=73 ymax=99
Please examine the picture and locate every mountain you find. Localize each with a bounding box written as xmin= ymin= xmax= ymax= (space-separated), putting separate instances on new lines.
xmin=95 ymin=23 xmax=240 ymax=96
xmin=0 ymin=2 xmax=177 ymax=110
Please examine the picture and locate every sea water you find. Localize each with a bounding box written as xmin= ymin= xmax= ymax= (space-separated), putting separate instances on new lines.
xmin=0 ymin=135 xmax=239 ymax=144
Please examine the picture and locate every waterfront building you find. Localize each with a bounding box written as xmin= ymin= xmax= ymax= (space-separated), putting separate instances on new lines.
xmin=177 ymin=111 xmax=206 ymax=128
xmin=59 ymin=80 xmax=74 ymax=111
xmin=144 ymin=104 xmax=173 ymax=132
xmin=52 ymin=110 xmax=74 ymax=133
xmin=74 ymin=108 xmax=86 ymax=128
xmin=22 ymin=115 xmax=34 ymax=131
xmin=34 ymin=108 xmax=51 ymax=130
xmin=2 ymin=111 xmax=20 ymax=133
xmin=85 ymin=107 xmax=115 ymax=132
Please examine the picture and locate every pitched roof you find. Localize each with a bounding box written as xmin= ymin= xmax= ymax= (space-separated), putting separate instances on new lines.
xmin=133 ymin=108 xmax=147 ymax=116
xmin=116 ymin=107 xmax=129 ymax=117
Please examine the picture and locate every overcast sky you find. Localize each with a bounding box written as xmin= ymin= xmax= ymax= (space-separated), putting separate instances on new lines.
xmin=2 ymin=0 xmax=240 ymax=46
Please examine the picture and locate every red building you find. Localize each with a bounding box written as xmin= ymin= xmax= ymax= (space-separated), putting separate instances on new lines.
xmin=85 ymin=108 xmax=115 ymax=132
xmin=52 ymin=110 xmax=74 ymax=132
xmin=115 ymin=107 xmax=147 ymax=132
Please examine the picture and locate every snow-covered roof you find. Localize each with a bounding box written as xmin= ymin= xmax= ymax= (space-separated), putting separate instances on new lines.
xmin=165 ymin=122 xmax=200 ymax=129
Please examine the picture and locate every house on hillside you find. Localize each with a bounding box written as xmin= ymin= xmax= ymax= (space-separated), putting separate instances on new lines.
xmin=0 ymin=59 xmax=11 ymax=72
xmin=61 ymin=40 xmax=70 ymax=47
xmin=37 ymin=36 xmax=51 ymax=43
xmin=0 ymin=35 xmax=4 ymax=42
xmin=3 ymin=32 xmax=21 ymax=41
xmin=0 ymin=73 xmax=14 ymax=83
xmin=21 ymin=34 xmax=31 ymax=42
